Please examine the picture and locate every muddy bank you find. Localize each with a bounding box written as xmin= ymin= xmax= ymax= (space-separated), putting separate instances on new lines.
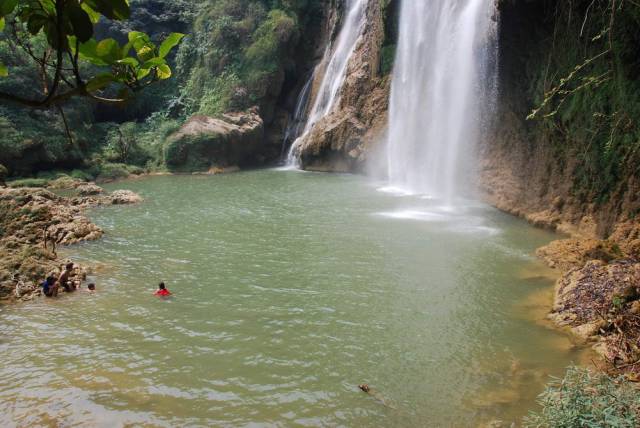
xmin=0 ymin=181 xmax=141 ymax=302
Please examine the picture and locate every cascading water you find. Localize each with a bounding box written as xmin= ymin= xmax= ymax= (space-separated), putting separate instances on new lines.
xmin=386 ymin=0 xmax=498 ymax=202
xmin=286 ymin=0 xmax=368 ymax=167
xmin=280 ymin=73 xmax=315 ymax=162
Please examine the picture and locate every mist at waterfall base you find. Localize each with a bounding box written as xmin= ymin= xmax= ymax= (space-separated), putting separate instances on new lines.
xmin=285 ymin=0 xmax=367 ymax=167
xmin=385 ymin=0 xmax=498 ymax=202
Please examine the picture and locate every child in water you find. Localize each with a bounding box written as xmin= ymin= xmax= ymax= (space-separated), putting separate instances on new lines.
xmin=87 ymin=283 xmax=96 ymax=293
xmin=41 ymin=275 xmax=58 ymax=297
xmin=154 ymin=282 xmax=171 ymax=297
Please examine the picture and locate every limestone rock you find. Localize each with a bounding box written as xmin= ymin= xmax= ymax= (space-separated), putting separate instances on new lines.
xmin=165 ymin=107 xmax=264 ymax=171
xmin=47 ymin=176 xmax=83 ymax=190
xmin=109 ymin=190 xmax=142 ymax=205
xmin=0 ymin=187 xmax=105 ymax=301
xmin=296 ymin=1 xmax=390 ymax=172
xmin=77 ymin=182 xmax=103 ymax=196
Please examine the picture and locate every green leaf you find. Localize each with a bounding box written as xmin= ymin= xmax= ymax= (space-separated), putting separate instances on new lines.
xmin=120 ymin=40 xmax=133 ymax=58
xmin=128 ymin=32 xmax=154 ymax=58
xmin=117 ymin=57 xmax=139 ymax=67
xmin=136 ymin=44 xmax=155 ymax=62
xmin=85 ymin=73 xmax=114 ymax=92
xmin=136 ymin=67 xmax=150 ymax=80
xmin=0 ymin=17 xmax=5 ymax=32
xmin=39 ymin=0 xmax=56 ymax=15
xmin=157 ymin=64 xmax=171 ymax=80
xmin=73 ymin=39 xmax=107 ymax=66
xmin=128 ymin=31 xmax=148 ymax=43
xmin=0 ymin=0 xmax=18 ymax=16
xmin=141 ymin=57 xmax=165 ymax=69
xmin=96 ymin=38 xmax=121 ymax=64
xmin=84 ymin=0 xmax=130 ymax=21
xmin=68 ymin=2 xmax=93 ymax=42
xmin=81 ymin=3 xmax=101 ymax=24
xmin=158 ymin=33 xmax=184 ymax=58
xmin=0 ymin=62 xmax=7 ymax=77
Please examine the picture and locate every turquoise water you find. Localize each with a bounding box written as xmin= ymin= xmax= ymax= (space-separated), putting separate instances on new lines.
xmin=0 ymin=170 xmax=581 ymax=427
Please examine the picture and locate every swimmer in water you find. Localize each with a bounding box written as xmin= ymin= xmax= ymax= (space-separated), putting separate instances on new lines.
xmin=358 ymin=384 xmax=397 ymax=409
xmin=154 ymin=282 xmax=171 ymax=297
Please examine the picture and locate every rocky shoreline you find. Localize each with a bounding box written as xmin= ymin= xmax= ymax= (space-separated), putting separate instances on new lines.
xmin=0 ymin=179 xmax=141 ymax=302
xmin=484 ymin=191 xmax=640 ymax=378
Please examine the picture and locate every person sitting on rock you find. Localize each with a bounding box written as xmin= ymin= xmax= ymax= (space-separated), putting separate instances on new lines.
xmin=154 ymin=282 xmax=171 ymax=297
xmin=57 ymin=262 xmax=76 ymax=292
xmin=41 ymin=275 xmax=58 ymax=297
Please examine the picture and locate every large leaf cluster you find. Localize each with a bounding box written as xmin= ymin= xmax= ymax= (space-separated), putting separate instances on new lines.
xmin=0 ymin=0 xmax=184 ymax=105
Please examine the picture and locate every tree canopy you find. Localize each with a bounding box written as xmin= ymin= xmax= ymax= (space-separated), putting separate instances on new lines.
xmin=0 ymin=0 xmax=183 ymax=108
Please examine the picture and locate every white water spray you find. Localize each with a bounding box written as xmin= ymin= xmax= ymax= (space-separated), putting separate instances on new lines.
xmin=287 ymin=0 xmax=368 ymax=166
xmin=280 ymin=73 xmax=315 ymax=161
xmin=386 ymin=0 xmax=498 ymax=202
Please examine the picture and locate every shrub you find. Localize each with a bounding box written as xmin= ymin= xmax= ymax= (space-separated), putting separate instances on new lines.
xmin=104 ymin=122 xmax=153 ymax=166
xmin=47 ymin=175 xmax=81 ymax=190
xmin=380 ymin=44 xmax=396 ymax=75
xmin=96 ymin=163 xmax=132 ymax=182
xmin=70 ymin=169 xmax=93 ymax=181
xmin=7 ymin=178 xmax=49 ymax=188
xmin=0 ymin=164 xmax=7 ymax=185
xmin=524 ymin=366 xmax=640 ymax=428
xmin=197 ymin=72 xmax=243 ymax=116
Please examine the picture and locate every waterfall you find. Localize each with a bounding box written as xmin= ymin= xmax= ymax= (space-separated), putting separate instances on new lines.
xmin=280 ymin=73 xmax=315 ymax=162
xmin=386 ymin=0 xmax=498 ymax=202
xmin=287 ymin=0 xmax=368 ymax=167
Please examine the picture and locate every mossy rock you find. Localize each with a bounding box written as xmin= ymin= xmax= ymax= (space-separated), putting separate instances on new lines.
xmin=163 ymin=111 xmax=263 ymax=172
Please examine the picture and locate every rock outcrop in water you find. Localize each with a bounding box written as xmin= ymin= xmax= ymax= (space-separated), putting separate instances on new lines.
xmin=164 ymin=107 xmax=264 ymax=172
xmin=0 ymin=184 xmax=142 ymax=302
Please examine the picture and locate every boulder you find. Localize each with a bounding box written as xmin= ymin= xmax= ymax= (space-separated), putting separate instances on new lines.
xmin=297 ymin=109 xmax=366 ymax=172
xmin=164 ymin=107 xmax=264 ymax=171
xmin=109 ymin=190 xmax=142 ymax=205
xmin=77 ymin=183 xmax=103 ymax=196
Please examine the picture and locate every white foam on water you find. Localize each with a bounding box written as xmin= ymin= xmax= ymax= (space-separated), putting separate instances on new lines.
xmin=374 ymin=210 xmax=449 ymax=222
xmin=376 ymin=186 xmax=415 ymax=196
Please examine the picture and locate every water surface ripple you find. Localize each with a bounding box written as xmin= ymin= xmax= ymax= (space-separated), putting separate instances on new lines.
xmin=1 ymin=171 xmax=579 ymax=426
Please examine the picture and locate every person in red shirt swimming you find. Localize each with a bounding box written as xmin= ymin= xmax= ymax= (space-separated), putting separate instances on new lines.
xmin=154 ymin=282 xmax=171 ymax=297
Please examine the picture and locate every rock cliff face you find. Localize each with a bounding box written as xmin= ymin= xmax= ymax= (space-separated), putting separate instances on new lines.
xmin=478 ymin=0 xmax=640 ymax=239
xmin=296 ymin=0 xmax=391 ymax=173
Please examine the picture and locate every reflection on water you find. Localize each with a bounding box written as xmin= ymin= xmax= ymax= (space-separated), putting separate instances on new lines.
xmin=0 ymin=170 xmax=581 ymax=426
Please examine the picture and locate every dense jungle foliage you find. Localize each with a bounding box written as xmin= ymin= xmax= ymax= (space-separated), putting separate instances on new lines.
xmin=0 ymin=0 xmax=326 ymax=180
xmin=510 ymin=0 xmax=640 ymax=205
